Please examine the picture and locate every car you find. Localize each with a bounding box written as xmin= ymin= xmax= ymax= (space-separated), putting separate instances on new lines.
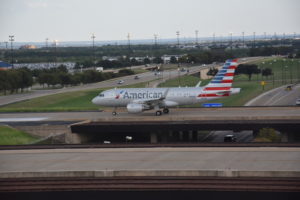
xmin=117 ymin=80 xmax=124 ymax=84
xmin=285 ymin=85 xmax=292 ymax=91
xmin=224 ymin=135 xmax=237 ymax=142
xmin=296 ymin=99 xmax=300 ymax=106
xmin=134 ymin=75 xmax=139 ymax=80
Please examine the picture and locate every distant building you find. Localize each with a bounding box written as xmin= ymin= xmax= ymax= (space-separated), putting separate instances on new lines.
xmin=0 ymin=61 xmax=12 ymax=70
xmin=19 ymin=45 xmax=37 ymax=49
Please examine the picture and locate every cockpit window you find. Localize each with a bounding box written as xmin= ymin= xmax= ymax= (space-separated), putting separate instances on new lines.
xmin=98 ymin=94 xmax=104 ymax=97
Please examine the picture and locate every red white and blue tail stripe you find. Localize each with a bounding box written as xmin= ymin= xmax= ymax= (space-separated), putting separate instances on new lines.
xmin=198 ymin=59 xmax=238 ymax=98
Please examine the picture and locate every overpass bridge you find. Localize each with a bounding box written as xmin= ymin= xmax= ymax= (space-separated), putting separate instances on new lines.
xmin=69 ymin=107 xmax=300 ymax=143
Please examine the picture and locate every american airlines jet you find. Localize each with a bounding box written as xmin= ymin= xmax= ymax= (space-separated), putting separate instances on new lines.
xmin=92 ymin=59 xmax=241 ymax=116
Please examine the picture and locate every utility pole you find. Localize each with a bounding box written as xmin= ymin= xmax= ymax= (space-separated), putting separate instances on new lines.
xmin=91 ymin=33 xmax=96 ymax=69
xmin=253 ymin=32 xmax=256 ymax=48
xmin=213 ymin=32 xmax=215 ymax=46
xmin=127 ymin=33 xmax=131 ymax=69
xmin=154 ymin=34 xmax=158 ymax=48
xmin=127 ymin=33 xmax=131 ymax=51
xmin=195 ymin=30 xmax=198 ymax=46
xmin=4 ymin=41 xmax=8 ymax=49
xmin=176 ymin=31 xmax=180 ymax=47
xmin=45 ymin=38 xmax=49 ymax=48
xmin=53 ymin=40 xmax=58 ymax=67
xmin=242 ymin=32 xmax=245 ymax=47
xmin=9 ymin=35 xmax=14 ymax=68
xmin=229 ymin=32 xmax=233 ymax=51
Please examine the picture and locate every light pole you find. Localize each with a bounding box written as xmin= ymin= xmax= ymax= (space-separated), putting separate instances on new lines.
xmin=253 ymin=32 xmax=256 ymax=48
xmin=285 ymin=66 xmax=288 ymax=84
xmin=195 ymin=30 xmax=198 ymax=46
xmin=127 ymin=33 xmax=131 ymax=50
xmin=127 ymin=33 xmax=131 ymax=70
xmin=273 ymin=59 xmax=277 ymax=85
xmin=176 ymin=31 xmax=180 ymax=47
xmin=53 ymin=40 xmax=58 ymax=67
xmin=177 ymin=64 xmax=181 ymax=86
xmin=242 ymin=32 xmax=245 ymax=47
xmin=154 ymin=34 xmax=158 ymax=48
xmin=298 ymin=61 xmax=300 ymax=83
xmin=91 ymin=33 xmax=96 ymax=70
xmin=9 ymin=35 xmax=14 ymax=68
xmin=290 ymin=59 xmax=293 ymax=84
xmin=229 ymin=32 xmax=233 ymax=52
xmin=281 ymin=59 xmax=285 ymax=84
xmin=45 ymin=38 xmax=49 ymax=48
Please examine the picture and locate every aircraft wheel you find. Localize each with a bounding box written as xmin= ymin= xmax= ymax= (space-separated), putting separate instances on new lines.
xmin=112 ymin=111 xmax=117 ymax=116
xmin=155 ymin=110 xmax=162 ymax=116
xmin=163 ymin=108 xmax=169 ymax=114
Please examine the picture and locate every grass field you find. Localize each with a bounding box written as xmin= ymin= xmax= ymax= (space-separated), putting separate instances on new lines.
xmin=1 ymin=57 xmax=299 ymax=112
xmin=0 ymin=82 xmax=148 ymax=112
xmin=0 ymin=125 xmax=38 ymax=145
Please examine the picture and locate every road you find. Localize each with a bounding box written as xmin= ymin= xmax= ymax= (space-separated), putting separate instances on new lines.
xmin=0 ymin=107 xmax=299 ymax=123
xmin=246 ymin=84 xmax=300 ymax=106
xmin=0 ymin=147 xmax=299 ymax=174
xmin=207 ymin=83 xmax=300 ymax=143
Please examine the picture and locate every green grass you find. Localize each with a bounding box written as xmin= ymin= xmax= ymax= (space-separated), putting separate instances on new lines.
xmin=0 ymin=126 xmax=39 ymax=145
xmin=0 ymin=82 xmax=148 ymax=112
xmin=1 ymin=58 xmax=299 ymax=112
xmin=158 ymin=75 xmax=209 ymax=87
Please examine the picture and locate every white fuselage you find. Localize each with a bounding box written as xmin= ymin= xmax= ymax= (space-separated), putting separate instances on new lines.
xmin=92 ymin=87 xmax=226 ymax=108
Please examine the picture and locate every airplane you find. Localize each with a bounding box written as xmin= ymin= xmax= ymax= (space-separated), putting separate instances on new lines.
xmin=92 ymin=59 xmax=241 ymax=116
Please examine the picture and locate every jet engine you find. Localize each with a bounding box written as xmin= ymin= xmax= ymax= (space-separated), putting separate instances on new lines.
xmin=127 ymin=103 xmax=149 ymax=113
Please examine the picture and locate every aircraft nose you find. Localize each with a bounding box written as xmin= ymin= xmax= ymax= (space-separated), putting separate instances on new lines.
xmin=92 ymin=97 xmax=98 ymax=105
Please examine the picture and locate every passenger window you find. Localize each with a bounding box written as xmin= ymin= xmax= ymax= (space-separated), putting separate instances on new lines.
xmin=99 ymin=94 xmax=104 ymax=97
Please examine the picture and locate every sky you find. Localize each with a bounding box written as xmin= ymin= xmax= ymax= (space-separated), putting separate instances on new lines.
xmin=0 ymin=0 xmax=299 ymax=42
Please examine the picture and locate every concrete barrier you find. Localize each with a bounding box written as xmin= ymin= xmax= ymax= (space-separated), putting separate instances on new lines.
xmin=1 ymin=170 xmax=300 ymax=179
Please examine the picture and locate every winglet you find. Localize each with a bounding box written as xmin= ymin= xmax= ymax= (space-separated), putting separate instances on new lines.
xmin=161 ymin=88 xmax=169 ymax=99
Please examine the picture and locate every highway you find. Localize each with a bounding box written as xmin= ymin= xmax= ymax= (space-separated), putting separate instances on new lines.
xmin=0 ymin=147 xmax=300 ymax=174
xmin=0 ymin=147 xmax=299 ymax=174
xmin=246 ymin=84 xmax=300 ymax=106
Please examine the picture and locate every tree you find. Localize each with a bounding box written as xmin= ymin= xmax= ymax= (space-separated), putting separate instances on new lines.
xmin=261 ymin=68 xmax=272 ymax=80
xmin=236 ymin=64 xmax=260 ymax=81
xmin=143 ymin=58 xmax=151 ymax=64
xmin=153 ymin=57 xmax=163 ymax=64
xmin=254 ymin=128 xmax=281 ymax=142
xmin=207 ymin=67 xmax=219 ymax=76
xmin=170 ymin=56 xmax=177 ymax=64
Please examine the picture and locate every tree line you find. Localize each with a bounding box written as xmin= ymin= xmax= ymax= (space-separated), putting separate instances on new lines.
xmin=0 ymin=68 xmax=33 ymax=95
xmin=0 ymin=66 xmax=134 ymax=95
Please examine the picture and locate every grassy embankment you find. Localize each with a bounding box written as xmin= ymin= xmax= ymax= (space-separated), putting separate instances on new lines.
xmin=0 ymin=82 xmax=147 ymax=112
xmin=0 ymin=125 xmax=38 ymax=145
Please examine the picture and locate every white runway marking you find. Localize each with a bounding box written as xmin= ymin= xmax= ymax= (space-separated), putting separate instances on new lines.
xmin=0 ymin=117 xmax=48 ymax=122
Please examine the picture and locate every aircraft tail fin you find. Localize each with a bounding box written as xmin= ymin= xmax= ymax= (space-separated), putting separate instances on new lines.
xmin=204 ymin=59 xmax=238 ymax=91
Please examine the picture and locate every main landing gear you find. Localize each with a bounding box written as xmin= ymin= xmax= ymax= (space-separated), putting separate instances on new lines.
xmin=112 ymin=107 xmax=117 ymax=116
xmin=155 ymin=108 xmax=169 ymax=116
